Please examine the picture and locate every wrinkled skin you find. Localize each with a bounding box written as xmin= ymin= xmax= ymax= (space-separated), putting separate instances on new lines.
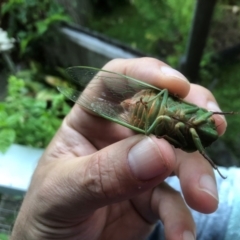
xmin=11 ymin=58 xmax=226 ymax=240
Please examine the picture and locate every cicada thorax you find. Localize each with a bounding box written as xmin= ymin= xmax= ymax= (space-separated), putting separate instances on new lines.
xmin=121 ymin=89 xmax=161 ymax=130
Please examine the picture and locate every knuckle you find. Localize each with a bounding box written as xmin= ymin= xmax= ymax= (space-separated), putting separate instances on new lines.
xmin=81 ymin=151 xmax=124 ymax=201
xmin=83 ymin=152 xmax=106 ymax=198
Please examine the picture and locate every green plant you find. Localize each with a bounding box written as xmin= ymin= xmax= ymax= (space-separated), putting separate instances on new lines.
xmin=0 ymin=233 xmax=9 ymax=240
xmin=129 ymin=0 xmax=195 ymax=64
xmin=1 ymin=0 xmax=71 ymax=56
xmin=199 ymin=59 xmax=240 ymax=162
xmin=88 ymin=0 xmax=194 ymax=66
xmin=0 ymin=73 xmax=70 ymax=153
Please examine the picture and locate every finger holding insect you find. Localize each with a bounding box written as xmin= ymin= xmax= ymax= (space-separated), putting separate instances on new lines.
xmin=171 ymin=83 xmax=224 ymax=212
xmin=183 ymin=84 xmax=227 ymax=136
xmin=173 ymin=150 xmax=219 ymax=214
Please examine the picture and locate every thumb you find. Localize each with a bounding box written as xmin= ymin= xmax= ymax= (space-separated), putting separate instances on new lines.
xmin=59 ymin=135 xmax=176 ymax=212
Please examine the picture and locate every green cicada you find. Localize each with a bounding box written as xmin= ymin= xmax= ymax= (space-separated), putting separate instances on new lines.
xmin=58 ymin=66 xmax=233 ymax=178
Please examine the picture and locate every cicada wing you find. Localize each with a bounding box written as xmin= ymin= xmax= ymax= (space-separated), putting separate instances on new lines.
xmin=66 ymin=66 xmax=101 ymax=88
xmin=57 ymin=86 xmax=81 ymax=103
xmin=66 ymin=66 xmax=161 ymax=96
xmin=57 ymin=86 xmax=144 ymax=132
xmin=59 ymin=66 xmax=162 ymax=133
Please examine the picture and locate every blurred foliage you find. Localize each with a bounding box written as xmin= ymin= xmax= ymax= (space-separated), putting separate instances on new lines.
xmin=220 ymin=0 xmax=239 ymax=4
xmin=91 ymin=0 xmax=130 ymax=14
xmin=0 ymin=233 xmax=9 ymax=240
xmin=201 ymin=61 xmax=240 ymax=160
xmin=88 ymin=0 xmax=194 ymax=65
xmin=0 ymin=1 xmax=72 ymax=152
xmin=1 ymin=0 xmax=70 ymax=59
xmin=200 ymin=2 xmax=240 ymax=160
xmin=88 ymin=0 xmax=239 ymax=65
xmin=0 ymin=70 xmax=71 ymax=152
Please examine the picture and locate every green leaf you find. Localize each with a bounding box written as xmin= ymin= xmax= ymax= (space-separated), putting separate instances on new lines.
xmin=0 ymin=129 xmax=16 ymax=153
xmin=0 ymin=111 xmax=8 ymax=127
xmin=0 ymin=232 xmax=9 ymax=240
xmin=35 ymin=21 xmax=48 ymax=35
xmin=19 ymin=35 xmax=35 ymax=55
xmin=0 ymin=70 xmax=70 ymax=149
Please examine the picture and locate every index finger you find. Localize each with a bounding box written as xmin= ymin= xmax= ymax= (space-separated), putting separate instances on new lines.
xmin=103 ymin=57 xmax=190 ymax=98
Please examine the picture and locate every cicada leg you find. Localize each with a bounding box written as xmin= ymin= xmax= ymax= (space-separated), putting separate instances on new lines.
xmin=151 ymin=89 xmax=169 ymax=115
xmin=143 ymin=89 xmax=169 ymax=133
xmin=174 ymin=122 xmax=188 ymax=147
xmin=192 ymin=111 xmax=213 ymax=125
xmin=146 ymin=115 xmax=188 ymax=147
xmin=136 ymin=89 xmax=169 ymax=134
xmin=190 ymin=128 xmax=226 ymax=179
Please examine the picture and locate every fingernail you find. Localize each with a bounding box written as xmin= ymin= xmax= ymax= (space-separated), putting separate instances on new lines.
xmin=198 ymin=174 xmax=218 ymax=201
xmin=160 ymin=66 xmax=188 ymax=82
xmin=183 ymin=230 xmax=195 ymax=240
xmin=128 ymin=137 xmax=167 ymax=180
xmin=207 ymin=101 xmax=227 ymax=125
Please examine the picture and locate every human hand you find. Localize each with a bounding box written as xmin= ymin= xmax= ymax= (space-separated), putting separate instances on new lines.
xmin=11 ymin=58 xmax=227 ymax=240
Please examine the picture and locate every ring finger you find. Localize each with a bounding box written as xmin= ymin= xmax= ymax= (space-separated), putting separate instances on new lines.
xmin=151 ymin=182 xmax=196 ymax=240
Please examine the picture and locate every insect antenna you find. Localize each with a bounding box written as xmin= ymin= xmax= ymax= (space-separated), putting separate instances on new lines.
xmin=211 ymin=111 xmax=239 ymax=115
xmin=213 ymin=110 xmax=239 ymax=130
xmin=200 ymin=152 xmax=227 ymax=179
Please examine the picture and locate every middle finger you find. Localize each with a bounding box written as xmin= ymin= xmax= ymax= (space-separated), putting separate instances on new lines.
xmin=132 ymin=182 xmax=196 ymax=240
xmin=174 ymin=150 xmax=219 ymax=213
